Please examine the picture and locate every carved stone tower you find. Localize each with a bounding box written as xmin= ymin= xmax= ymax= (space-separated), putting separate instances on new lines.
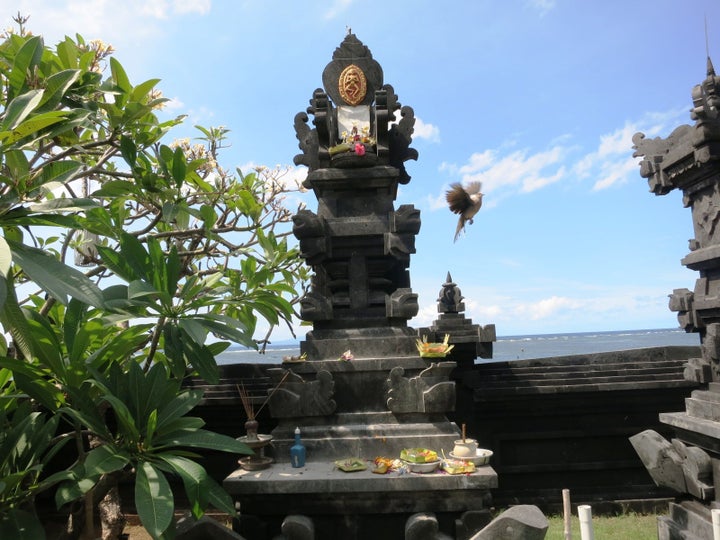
xmin=292 ymin=32 xmax=421 ymax=360
xmin=631 ymin=58 xmax=720 ymax=539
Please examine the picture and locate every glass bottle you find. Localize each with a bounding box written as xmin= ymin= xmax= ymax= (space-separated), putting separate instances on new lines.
xmin=290 ymin=426 xmax=306 ymax=468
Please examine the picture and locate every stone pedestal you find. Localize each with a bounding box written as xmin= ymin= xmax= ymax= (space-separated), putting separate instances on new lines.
xmin=224 ymin=462 xmax=496 ymax=540
xmin=264 ymin=357 xmax=461 ymax=457
xmin=223 ymin=357 xmax=497 ymax=539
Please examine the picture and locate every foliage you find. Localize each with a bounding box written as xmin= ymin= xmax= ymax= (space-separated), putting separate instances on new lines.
xmin=0 ymin=16 xmax=308 ymax=539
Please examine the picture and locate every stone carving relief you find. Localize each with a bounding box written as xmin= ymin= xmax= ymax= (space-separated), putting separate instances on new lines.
xmin=630 ymin=430 xmax=714 ymax=500
xmin=267 ymin=368 xmax=336 ymax=418
xmin=695 ymin=184 xmax=720 ymax=244
xmin=386 ymin=362 xmax=455 ymax=413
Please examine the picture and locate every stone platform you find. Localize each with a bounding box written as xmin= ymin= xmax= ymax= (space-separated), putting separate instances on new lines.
xmin=224 ymin=461 xmax=497 ymax=539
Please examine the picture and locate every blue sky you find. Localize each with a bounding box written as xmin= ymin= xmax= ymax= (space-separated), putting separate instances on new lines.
xmin=7 ymin=0 xmax=720 ymax=339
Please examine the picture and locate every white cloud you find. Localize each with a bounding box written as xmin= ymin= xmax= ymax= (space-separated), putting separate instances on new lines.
xmin=441 ymin=106 xmax=692 ymax=201
xmin=172 ymin=0 xmax=211 ymax=16
xmin=413 ymin=117 xmax=440 ymax=142
xmin=514 ymin=296 xmax=585 ymax=320
xmin=140 ymin=0 xmax=211 ymax=18
xmin=324 ymin=0 xmax=354 ymax=20
xmin=411 ymin=283 xmax=678 ymax=338
xmin=12 ymin=0 xmax=211 ymax=50
xmin=526 ymin=0 xmax=556 ymax=16
xmin=454 ymin=146 xmax=567 ymax=196
xmin=591 ymin=157 xmax=638 ymax=191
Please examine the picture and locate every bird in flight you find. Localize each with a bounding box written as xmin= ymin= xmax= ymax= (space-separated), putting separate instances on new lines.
xmin=446 ymin=181 xmax=483 ymax=242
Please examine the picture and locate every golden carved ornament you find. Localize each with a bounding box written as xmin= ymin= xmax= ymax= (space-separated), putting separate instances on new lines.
xmin=338 ymin=64 xmax=367 ymax=105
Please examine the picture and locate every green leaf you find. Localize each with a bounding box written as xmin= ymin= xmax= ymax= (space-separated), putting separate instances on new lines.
xmin=118 ymin=232 xmax=152 ymax=281
xmin=1 ymin=89 xmax=44 ymax=131
xmin=135 ymin=461 xmax=174 ymax=539
xmin=8 ymin=36 xmax=43 ymax=101
xmin=110 ymin=56 xmax=131 ymax=94
xmin=171 ymin=147 xmax=186 ymax=185
xmin=33 ymin=161 xmax=84 ymax=189
xmin=154 ymin=417 xmax=205 ymax=439
xmin=89 ymin=180 xmax=138 ymax=197
xmin=62 ymin=298 xmax=85 ymax=359
xmin=177 ymin=327 xmax=218 ymax=384
xmin=120 ymin=135 xmax=137 ymax=167
xmin=156 ymin=454 xmax=208 ymax=518
xmin=156 ymin=389 xmax=204 ymax=433
xmin=37 ymin=69 xmax=81 ymax=112
xmin=28 ymin=196 xmax=95 ymax=214
xmin=0 ymin=111 xmax=68 ymax=145
xmin=130 ymin=78 xmax=161 ymax=102
xmin=22 ymin=309 xmax=65 ymax=375
xmin=83 ymin=444 xmax=129 ymax=477
xmin=177 ymin=319 xmax=208 ymax=345
xmin=0 ymin=236 xmax=11 ymax=278
xmin=0 ymin=357 xmax=65 ymax=411
xmin=158 ymin=429 xmax=252 ymax=454
xmin=88 ymin=379 xmax=140 ymax=440
xmin=55 ymin=476 xmax=96 ymax=508
xmin=0 ymin=508 xmax=46 ymax=540
xmin=8 ymin=240 xmax=105 ymax=308
xmin=191 ymin=314 xmax=251 ymax=345
xmin=0 ymin=275 xmax=35 ymax=361
xmin=56 ymin=37 xmax=79 ymax=69
xmin=204 ymin=475 xmax=238 ymax=516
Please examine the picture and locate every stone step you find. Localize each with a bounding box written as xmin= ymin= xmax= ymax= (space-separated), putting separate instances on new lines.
xmin=269 ymin=415 xmax=462 ymax=462
xmin=477 ymin=359 xmax=682 ymax=375
xmin=659 ymin=501 xmax=713 ymax=540
xmin=474 ymin=371 xmax=684 ymax=389
xmin=475 ymin=367 xmax=681 ymax=386
xmin=474 ymin=378 xmax=691 ymax=396
xmin=686 ymin=395 xmax=720 ymax=421
xmin=690 ymin=388 xmax=720 ymax=403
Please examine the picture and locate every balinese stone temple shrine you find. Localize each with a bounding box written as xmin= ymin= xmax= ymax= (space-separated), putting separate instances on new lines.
xmin=222 ymin=32 xmax=513 ymax=540
xmin=631 ymin=57 xmax=720 ymax=539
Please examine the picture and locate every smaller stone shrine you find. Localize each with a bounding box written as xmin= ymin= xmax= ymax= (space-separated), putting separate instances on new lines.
xmin=630 ymin=56 xmax=720 ymax=539
xmin=224 ymin=32 xmax=497 ymax=540
xmin=419 ymin=272 xmax=497 ymax=369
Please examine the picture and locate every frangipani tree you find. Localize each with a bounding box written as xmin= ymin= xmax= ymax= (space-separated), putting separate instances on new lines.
xmin=0 ymin=16 xmax=307 ymax=540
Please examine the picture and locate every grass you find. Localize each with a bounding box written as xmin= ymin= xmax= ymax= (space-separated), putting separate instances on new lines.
xmin=545 ymin=512 xmax=658 ymax=539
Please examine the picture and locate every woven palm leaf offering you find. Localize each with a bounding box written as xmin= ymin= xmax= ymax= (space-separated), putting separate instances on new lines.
xmin=416 ymin=334 xmax=454 ymax=358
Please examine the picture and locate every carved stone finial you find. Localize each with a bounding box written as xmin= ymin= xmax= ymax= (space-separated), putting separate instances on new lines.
xmin=437 ymin=272 xmax=464 ymax=314
xmin=322 ymin=33 xmax=382 ymax=107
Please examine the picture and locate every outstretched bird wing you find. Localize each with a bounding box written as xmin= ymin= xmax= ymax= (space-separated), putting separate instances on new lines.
xmin=446 ymin=182 xmax=473 ymax=215
xmin=445 ymin=182 xmax=483 ymax=242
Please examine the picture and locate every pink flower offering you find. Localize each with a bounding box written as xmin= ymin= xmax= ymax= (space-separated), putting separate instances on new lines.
xmin=354 ymin=143 xmax=366 ymax=156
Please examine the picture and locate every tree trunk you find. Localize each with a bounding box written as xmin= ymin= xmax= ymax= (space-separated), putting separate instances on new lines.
xmin=99 ymin=485 xmax=125 ymax=540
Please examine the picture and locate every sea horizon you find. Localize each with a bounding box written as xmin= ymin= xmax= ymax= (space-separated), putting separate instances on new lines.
xmin=216 ymin=327 xmax=701 ymax=365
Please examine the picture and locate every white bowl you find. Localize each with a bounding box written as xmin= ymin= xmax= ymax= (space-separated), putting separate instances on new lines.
xmin=449 ymin=448 xmax=493 ymax=466
xmin=402 ymin=459 xmax=440 ymax=473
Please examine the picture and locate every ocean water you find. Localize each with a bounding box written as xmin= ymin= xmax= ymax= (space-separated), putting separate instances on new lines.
xmin=216 ymin=327 xmax=701 ymax=365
